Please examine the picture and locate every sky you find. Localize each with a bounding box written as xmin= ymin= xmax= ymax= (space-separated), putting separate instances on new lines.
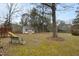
xmin=0 ymin=3 xmax=78 ymax=24
xmin=0 ymin=3 xmax=34 ymax=24
xmin=56 ymin=10 xmax=76 ymax=24
xmin=56 ymin=3 xmax=77 ymax=24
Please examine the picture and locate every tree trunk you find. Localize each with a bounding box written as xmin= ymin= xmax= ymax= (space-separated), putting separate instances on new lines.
xmin=52 ymin=3 xmax=58 ymax=38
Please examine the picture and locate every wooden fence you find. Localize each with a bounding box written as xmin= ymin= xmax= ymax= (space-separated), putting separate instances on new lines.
xmin=0 ymin=26 xmax=12 ymax=38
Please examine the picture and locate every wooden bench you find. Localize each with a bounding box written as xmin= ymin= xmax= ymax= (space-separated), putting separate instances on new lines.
xmin=8 ymin=32 xmax=25 ymax=44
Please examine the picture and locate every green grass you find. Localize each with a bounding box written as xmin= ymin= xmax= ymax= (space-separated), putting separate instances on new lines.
xmin=1 ymin=33 xmax=79 ymax=56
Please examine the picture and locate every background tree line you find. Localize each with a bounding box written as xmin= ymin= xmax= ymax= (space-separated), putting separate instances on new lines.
xmin=1 ymin=3 xmax=79 ymax=38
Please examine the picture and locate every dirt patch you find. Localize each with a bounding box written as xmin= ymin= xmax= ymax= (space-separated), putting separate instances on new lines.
xmin=47 ymin=36 xmax=65 ymax=41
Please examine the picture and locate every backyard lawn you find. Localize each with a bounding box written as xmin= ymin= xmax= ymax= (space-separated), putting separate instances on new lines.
xmin=0 ymin=32 xmax=79 ymax=56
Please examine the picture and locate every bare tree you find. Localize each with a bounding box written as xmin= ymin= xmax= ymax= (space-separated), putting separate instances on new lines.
xmin=41 ymin=3 xmax=77 ymax=38
xmin=42 ymin=3 xmax=57 ymax=38
xmin=4 ymin=3 xmax=21 ymax=31
xmin=5 ymin=3 xmax=21 ymax=23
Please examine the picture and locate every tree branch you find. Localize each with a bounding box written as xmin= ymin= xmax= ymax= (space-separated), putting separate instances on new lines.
xmin=42 ymin=3 xmax=52 ymax=9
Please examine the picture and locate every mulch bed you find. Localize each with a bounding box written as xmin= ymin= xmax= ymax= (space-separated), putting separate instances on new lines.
xmin=47 ymin=36 xmax=65 ymax=41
